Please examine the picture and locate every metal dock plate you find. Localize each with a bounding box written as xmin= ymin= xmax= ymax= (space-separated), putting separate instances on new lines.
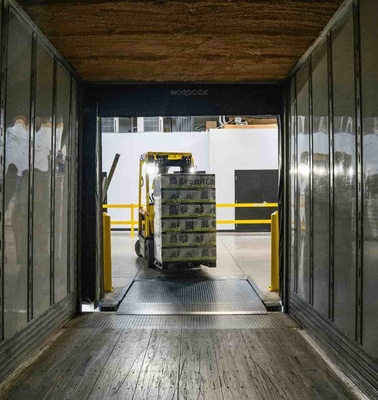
xmin=117 ymin=278 xmax=267 ymax=315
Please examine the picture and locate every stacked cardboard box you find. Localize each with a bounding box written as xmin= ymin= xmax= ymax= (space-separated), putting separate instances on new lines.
xmin=154 ymin=174 xmax=215 ymax=191
xmin=154 ymin=173 xmax=216 ymax=267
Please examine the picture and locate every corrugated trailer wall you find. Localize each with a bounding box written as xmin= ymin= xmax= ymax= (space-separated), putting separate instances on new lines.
xmin=0 ymin=0 xmax=78 ymax=383
xmin=287 ymin=0 xmax=378 ymax=396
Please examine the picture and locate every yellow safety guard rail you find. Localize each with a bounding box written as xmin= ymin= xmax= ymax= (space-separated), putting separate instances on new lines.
xmin=102 ymin=203 xmax=280 ymax=293
xmin=102 ymin=203 xmax=278 ymax=237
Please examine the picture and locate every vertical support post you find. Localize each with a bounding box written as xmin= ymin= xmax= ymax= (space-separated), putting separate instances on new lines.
xmin=28 ymin=32 xmax=37 ymax=321
xmin=50 ymin=58 xmax=57 ymax=305
xmin=282 ymin=88 xmax=291 ymax=312
xmin=308 ymin=55 xmax=314 ymax=306
xmin=327 ymin=32 xmax=335 ymax=322
xmin=0 ymin=0 xmax=7 ymax=340
xmin=96 ymin=115 xmax=104 ymax=301
xmin=80 ymin=87 xmax=99 ymax=305
xmin=131 ymin=204 xmax=135 ymax=238
xmin=353 ymin=0 xmax=363 ymax=344
xmin=270 ymin=211 xmax=280 ymax=292
xmin=70 ymin=79 xmax=78 ymax=306
xmin=293 ymin=77 xmax=299 ymax=294
xmin=66 ymin=76 xmax=73 ymax=294
xmin=102 ymin=212 xmax=112 ymax=293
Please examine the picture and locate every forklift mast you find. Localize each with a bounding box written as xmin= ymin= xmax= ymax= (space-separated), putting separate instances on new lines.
xmin=138 ymin=152 xmax=195 ymax=238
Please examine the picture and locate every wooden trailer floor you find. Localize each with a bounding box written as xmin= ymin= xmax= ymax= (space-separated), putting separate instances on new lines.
xmin=0 ymin=313 xmax=359 ymax=400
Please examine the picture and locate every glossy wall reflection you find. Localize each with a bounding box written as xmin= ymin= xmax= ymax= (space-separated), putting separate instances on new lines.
xmin=0 ymin=5 xmax=77 ymax=340
xmin=296 ymin=63 xmax=311 ymax=303
xmin=289 ymin=79 xmax=297 ymax=294
xmin=289 ymin=1 xmax=378 ymax=361
xmin=33 ymin=43 xmax=54 ymax=319
xmin=360 ymin=0 xmax=378 ymax=360
xmin=311 ymin=43 xmax=330 ymax=320
xmin=54 ymin=65 xmax=71 ymax=303
xmin=4 ymin=11 xmax=32 ymax=338
xmin=332 ymin=15 xmax=357 ymax=341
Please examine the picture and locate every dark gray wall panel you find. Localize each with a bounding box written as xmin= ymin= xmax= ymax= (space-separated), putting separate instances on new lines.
xmin=311 ymin=43 xmax=330 ymax=319
xmin=4 ymin=11 xmax=32 ymax=339
xmin=69 ymin=79 xmax=77 ymax=294
xmin=360 ymin=0 xmax=378 ymax=361
xmin=80 ymin=93 xmax=100 ymax=305
xmin=296 ymin=63 xmax=311 ymax=303
xmin=234 ymin=170 xmax=278 ymax=232
xmin=331 ymin=15 xmax=357 ymax=341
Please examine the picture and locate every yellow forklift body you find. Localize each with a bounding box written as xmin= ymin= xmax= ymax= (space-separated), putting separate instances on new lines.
xmin=136 ymin=152 xmax=195 ymax=267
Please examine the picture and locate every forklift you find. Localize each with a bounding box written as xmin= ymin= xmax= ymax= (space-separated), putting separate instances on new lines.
xmin=134 ymin=152 xmax=195 ymax=268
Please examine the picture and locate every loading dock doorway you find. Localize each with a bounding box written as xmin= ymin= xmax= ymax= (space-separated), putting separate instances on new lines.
xmin=235 ymin=170 xmax=278 ymax=232
xmin=81 ymin=83 xmax=287 ymax=308
xmin=100 ymin=114 xmax=281 ymax=312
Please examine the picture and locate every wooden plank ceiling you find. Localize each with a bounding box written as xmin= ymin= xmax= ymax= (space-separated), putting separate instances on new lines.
xmin=19 ymin=0 xmax=344 ymax=82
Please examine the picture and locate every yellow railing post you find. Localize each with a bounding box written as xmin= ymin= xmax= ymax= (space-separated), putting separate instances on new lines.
xmin=269 ymin=211 xmax=279 ymax=292
xmin=131 ymin=204 xmax=135 ymax=238
xmin=103 ymin=212 xmax=112 ymax=293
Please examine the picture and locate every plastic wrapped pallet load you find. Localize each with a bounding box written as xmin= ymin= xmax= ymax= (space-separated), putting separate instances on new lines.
xmin=154 ymin=173 xmax=216 ymax=267
xmin=153 ymin=174 xmax=215 ymax=191
xmin=154 ymin=188 xmax=216 ymax=203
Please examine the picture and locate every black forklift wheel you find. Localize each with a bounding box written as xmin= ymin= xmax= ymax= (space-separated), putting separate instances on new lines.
xmin=135 ymin=240 xmax=142 ymax=257
xmin=145 ymin=240 xmax=155 ymax=269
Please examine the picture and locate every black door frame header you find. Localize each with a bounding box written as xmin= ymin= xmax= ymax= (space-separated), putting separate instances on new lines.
xmin=84 ymin=82 xmax=283 ymax=118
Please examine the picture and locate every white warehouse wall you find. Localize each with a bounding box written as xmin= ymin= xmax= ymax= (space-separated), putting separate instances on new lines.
xmin=102 ymin=131 xmax=210 ymax=224
xmin=209 ymin=128 xmax=278 ymax=229
xmin=102 ymin=128 xmax=278 ymax=230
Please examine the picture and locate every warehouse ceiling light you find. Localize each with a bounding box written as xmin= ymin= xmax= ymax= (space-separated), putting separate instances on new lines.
xmin=146 ymin=163 xmax=158 ymax=175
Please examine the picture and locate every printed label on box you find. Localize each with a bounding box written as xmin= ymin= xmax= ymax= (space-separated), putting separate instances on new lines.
xmin=159 ymin=232 xmax=216 ymax=247
xmin=154 ymin=174 xmax=216 ymax=191
xmin=158 ymin=188 xmax=216 ymax=203
xmin=159 ymin=246 xmax=217 ymax=262
xmin=162 ymin=204 xmax=216 ymax=218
